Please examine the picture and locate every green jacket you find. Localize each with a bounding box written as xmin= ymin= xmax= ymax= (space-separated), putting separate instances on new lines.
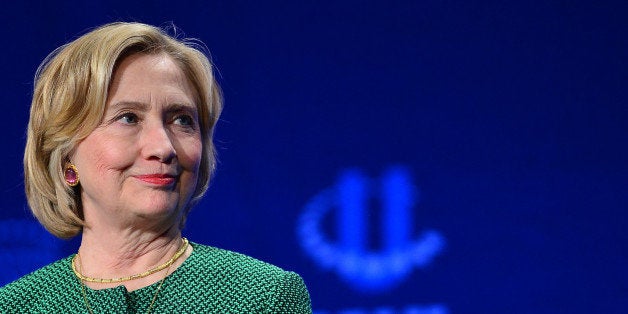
xmin=0 ymin=242 xmax=312 ymax=313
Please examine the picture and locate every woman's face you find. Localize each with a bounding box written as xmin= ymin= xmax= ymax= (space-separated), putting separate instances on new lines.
xmin=72 ymin=53 xmax=202 ymax=227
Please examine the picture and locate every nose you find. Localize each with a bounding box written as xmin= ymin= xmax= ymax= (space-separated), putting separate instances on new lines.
xmin=141 ymin=121 xmax=176 ymax=163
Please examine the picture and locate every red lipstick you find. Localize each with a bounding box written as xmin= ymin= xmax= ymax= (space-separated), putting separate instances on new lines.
xmin=135 ymin=174 xmax=176 ymax=186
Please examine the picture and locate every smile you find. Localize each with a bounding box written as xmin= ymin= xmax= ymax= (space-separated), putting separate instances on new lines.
xmin=134 ymin=174 xmax=177 ymax=186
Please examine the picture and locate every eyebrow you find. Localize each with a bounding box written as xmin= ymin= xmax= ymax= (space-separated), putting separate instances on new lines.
xmin=166 ymin=103 xmax=198 ymax=114
xmin=108 ymin=101 xmax=150 ymax=112
xmin=108 ymin=101 xmax=197 ymax=113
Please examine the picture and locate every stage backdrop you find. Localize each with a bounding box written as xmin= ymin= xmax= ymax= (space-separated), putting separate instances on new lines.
xmin=1 ymin=1 xmax=626 ymax=313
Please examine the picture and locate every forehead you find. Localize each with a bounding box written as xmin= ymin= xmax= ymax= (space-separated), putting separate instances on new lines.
xmin=108 ymin=52 xmax=198 ymax=104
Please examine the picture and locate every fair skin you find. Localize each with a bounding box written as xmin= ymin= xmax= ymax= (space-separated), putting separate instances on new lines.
xmin=71 ymin=52 xmax=200 ymax=291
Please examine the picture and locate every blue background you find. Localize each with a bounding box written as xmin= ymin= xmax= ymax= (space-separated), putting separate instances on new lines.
xmin=1 ymin=1 xmax=627 ymax=313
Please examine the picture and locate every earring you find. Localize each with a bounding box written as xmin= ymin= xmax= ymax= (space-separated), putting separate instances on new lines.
xmin=64 ymin=164 xmax=80 ymax=187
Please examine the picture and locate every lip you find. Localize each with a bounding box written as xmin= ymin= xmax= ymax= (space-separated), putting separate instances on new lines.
xmin=134 ymin=174 xmax=177 ymax=186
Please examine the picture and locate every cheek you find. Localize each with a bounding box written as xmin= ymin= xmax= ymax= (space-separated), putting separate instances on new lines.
xmin=178 ymin=137 xmax=203 ymax=172
xmin=92 ymin=151 xmax=125 ymax=177
xmin=74 ymin=136 xmax=134 ymax=177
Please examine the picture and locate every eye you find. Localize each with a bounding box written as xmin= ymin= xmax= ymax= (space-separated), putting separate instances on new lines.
xmin=117 ymin=112 xmax=139 ymax=124
xmin=173 ymin=114 xmax=195 ymax=127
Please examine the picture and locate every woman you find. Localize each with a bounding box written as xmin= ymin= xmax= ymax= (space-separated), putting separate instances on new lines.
xmin=0 ymin=22 xmax=311 ymax=313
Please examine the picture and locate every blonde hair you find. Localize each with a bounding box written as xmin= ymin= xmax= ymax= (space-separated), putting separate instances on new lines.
xmin=24 ymin=22 xmax=222 ymax=238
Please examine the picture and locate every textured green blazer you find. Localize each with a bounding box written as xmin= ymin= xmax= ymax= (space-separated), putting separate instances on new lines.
xmin=0 ymin=242 xmax=312 ymax=313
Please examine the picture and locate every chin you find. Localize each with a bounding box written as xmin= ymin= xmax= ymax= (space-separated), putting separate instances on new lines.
xmin=131 ymin=197 xmax=180 ymax=216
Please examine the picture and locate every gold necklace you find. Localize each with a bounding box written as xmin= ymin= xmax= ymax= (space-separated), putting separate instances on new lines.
xmin=75 ymin=237 xmax=187 ymax=314
xmin=79 ymin=261 xmax=172 ymax=314
xmin=72 ymin=238 xmax=188 ymax=283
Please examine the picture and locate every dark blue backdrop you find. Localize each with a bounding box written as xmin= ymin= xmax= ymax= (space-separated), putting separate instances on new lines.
xmin=1 ymin=1 xmax=626 ymax=313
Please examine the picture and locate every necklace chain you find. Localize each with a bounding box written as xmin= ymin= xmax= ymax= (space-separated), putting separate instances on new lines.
xmin=72 ymin=238 xmax=188 ymax=283
xmin=74 ymin=237 xmax=188 ymax=314
xmin=79 ymin=262 xmax=172 ymax=314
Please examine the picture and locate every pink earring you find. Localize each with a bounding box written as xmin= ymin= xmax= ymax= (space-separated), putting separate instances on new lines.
xmin=64 ymin=164 xmax=80 ymax=187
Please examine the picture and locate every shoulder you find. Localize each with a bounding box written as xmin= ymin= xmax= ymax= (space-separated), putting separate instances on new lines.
xmin=0 ymin=256 xmax=80 ymax=312
xmin=173 ymin=242 xmax=311 ymax=313
xmin=190 ymin=242 xmax=290 ymax=276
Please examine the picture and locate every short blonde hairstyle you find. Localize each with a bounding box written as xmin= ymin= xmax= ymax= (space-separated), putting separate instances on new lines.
xmin=24 ymin=22 xmax=222 ymax=238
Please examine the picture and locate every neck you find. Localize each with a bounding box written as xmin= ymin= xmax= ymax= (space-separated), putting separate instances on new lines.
xmin=78 ymin=225 xmax=189 ymax=291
